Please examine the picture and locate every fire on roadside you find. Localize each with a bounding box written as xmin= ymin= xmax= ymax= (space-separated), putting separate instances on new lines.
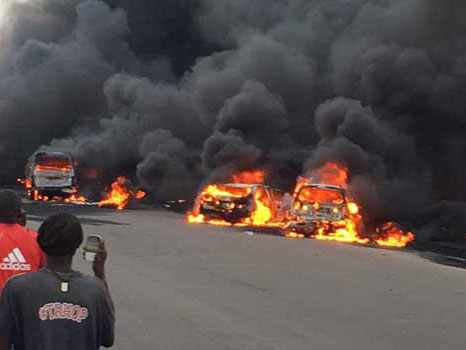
xmin=187 ymin=170 xmax=284 ymax=228
xmin=286 ymin=162 xmax=414 ymax=248
xmin=27 ymin=187 xmax=88 ymax=203
xmin=17 ymin=177 xmax=88 ymax=203
xmin=98 ymin=176 xmax=146 ymax=210
xmin=375 ymin=222 xmax=415 ymax=248
xmin=286 ymin=162 xmax=368 ymax=244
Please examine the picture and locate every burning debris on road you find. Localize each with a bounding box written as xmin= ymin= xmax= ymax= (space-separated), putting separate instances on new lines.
xmin=98 ymin=176 xmax=146 ymax=210
xmin=375 ymin=223 xmax=415 ymax=248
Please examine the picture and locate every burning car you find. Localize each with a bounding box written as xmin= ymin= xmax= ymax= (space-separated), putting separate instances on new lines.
xmin=284 ymin=183 xmax=354 ymax=238
xmin=188 ymin=182 xmax=286 ymax=227
xmin=25 ymin=151 xmax=78 ymax=200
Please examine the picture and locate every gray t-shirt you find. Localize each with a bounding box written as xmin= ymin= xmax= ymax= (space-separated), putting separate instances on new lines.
xmin=0 ymin=268 xmax=114 ymax=349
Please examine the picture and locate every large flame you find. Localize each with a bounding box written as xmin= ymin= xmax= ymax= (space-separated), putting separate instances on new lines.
xmin=187 ymin=170 xmax=283 ymax=227
xmin=293 ymin=163 xmax=348 ymax=196
xmin=98 ymin=176 xmax=146 ymax=210
xmin=288 ymin=162 xmax=414 ymax=248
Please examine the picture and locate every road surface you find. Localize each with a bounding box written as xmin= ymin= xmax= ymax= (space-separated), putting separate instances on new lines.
xmin=25 ymin=203 xmax=466 ymax=350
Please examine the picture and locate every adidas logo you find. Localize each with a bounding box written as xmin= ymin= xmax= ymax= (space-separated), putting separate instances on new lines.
xmin=0 ymin=248 xmax=31 ymax=271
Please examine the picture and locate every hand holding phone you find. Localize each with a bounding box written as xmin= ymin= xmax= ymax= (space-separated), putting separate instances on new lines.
xmin=83 ymin=235 xmax=108 ymax=280
xmin=83 ymin=235 xmax=103 ymax=262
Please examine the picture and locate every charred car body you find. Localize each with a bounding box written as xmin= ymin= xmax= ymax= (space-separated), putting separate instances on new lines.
xmin=25 ymin=151 xmax=77 ymax=199
xmin=285 ymin=184 xmax=350 ymax=237
xmin=197 ymin=183 xmax=286 ymax=224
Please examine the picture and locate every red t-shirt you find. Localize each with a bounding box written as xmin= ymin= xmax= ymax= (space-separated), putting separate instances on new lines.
xmin=0 ymin=224 xmax=44 ymax=292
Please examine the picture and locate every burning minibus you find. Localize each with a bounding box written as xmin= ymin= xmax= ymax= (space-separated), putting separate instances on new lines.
xmin=25 ymin=151 xmax=77 ymax=200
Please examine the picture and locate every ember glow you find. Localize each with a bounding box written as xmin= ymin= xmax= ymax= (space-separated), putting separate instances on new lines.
xmin=187 ymin=170 xmax=284 ymax=227
xmin=98 ymin=176 xmax=146 ymax=210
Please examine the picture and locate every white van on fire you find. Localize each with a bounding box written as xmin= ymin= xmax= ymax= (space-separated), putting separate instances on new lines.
xmin=25 ymin=151 xmax=77 ymax=200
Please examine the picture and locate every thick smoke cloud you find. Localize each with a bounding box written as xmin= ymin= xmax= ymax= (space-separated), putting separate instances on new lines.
xmin=307 ymin=97 xmax=431 ymax=227
xmin=1 ymin=0 xmax=466 ymax=235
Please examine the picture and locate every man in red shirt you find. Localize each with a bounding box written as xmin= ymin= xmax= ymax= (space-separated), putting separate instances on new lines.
xmin=0 ymin=189 xmax=44 ymax=291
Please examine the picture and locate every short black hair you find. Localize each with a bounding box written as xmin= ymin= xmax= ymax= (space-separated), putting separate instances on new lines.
xmin=37 ymin=213 xmax=84 ymax=257
xmin=0 ymin=189 xmax=22 ymax=222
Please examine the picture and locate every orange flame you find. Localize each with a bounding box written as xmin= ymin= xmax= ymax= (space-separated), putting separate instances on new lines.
xmin=231 ymin=170 xmax=265 ymax=184
xmin=375 ymin=222 xmax=415 ymax=248
xmin=98 ymin=176 xmax=146 ymax=210
xmin=34 ymin=164 xmax=71 ymax=172
xmin=308 ymin=162 xmax=348 ymax=187
xmin=312 ymin=218 xmax=369 ymax=245
xmin=288 ymin=162 xmax=414 ymax=248
xmin=26 ymin=187 xmax=88 ymax=203
xmin=64 ymin=193 xmax=88 ymax=203
xmin=293 ymin=162 xmax=348 ymax=196
xmin=251 ymin=186 xmax=272 ymax=225
xmin=187 ymin=170 xmax=283 ymax=227
xmin=17 ymin=178 xmax=31 ymax=189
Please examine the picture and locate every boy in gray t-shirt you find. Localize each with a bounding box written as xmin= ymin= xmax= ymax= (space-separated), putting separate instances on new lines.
xmin=0 ymin=213 xmax=115 ymax=350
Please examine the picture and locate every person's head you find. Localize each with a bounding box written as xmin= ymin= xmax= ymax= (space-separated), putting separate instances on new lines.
xmin=37 ymin=213 xmax=84 ymax=259
xmin=0 ymin=189 xmax=23 ymax=224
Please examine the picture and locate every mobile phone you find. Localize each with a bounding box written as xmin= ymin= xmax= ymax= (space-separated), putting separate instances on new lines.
xmin=83 ymin=235 xmax=102 ymax=262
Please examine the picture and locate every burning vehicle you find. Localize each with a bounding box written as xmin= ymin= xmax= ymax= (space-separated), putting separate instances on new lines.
xmin=284 ymin=162 xmax=415 ymax=247
xmin=197 ymin=183 xmax=254 ymax=223
xmin=187 ymin=170 xmax=287 ymax=227
xmin=285 ymin=183 xmax=355 ymax=238
xmin=193 ymin=183 xmax=285 ymax=225
xmin=25 ymin=151 xmax=78 ymax=200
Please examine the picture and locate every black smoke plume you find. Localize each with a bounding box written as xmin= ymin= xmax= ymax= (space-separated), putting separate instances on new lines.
xmin=1 ymin=0 xmax=466 ymax=239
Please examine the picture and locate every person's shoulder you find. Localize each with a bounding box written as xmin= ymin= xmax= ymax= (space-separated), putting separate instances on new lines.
xmin=25 ymin=228 xmax=38 ymax=238
xmin=75 ymin=274 xmax=107 ymax=293
xmin=3 ymin=270 xmax=42 ymax=291
xmin=21 ymin=226 xmax=38 ymax=239
xmin=5 ymin=224 xmax=38 ymax=239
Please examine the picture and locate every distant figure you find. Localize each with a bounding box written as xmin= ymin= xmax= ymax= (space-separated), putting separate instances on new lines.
xmin=0 ymin=189 xmax=44 ymax=292
xmin=0 ymin=213 xmax=115 ymax=350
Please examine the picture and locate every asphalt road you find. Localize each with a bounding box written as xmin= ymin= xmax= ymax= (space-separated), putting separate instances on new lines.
xmin=25 ymin=203 xmax=466 ymax=350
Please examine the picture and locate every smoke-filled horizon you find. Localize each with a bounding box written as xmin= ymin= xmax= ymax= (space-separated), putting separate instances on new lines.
xmin=1 ymin=0 xmax=466 ymax=230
